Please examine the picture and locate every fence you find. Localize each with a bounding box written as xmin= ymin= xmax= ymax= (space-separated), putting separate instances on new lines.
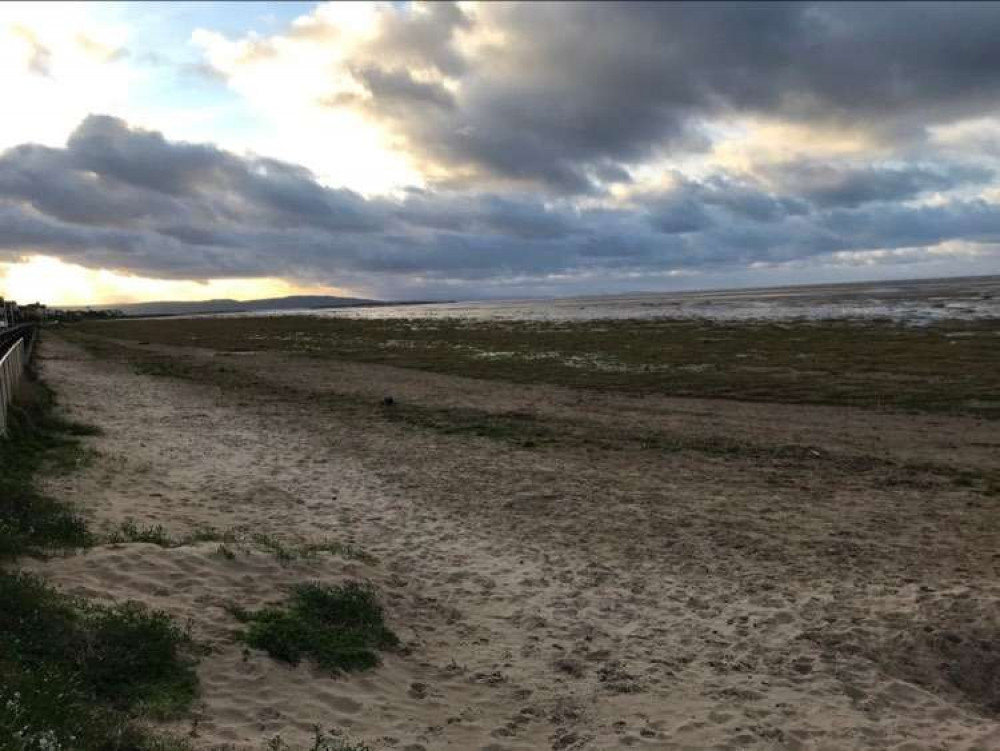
xmin=0 ymin=325 xmax=34 ymax=437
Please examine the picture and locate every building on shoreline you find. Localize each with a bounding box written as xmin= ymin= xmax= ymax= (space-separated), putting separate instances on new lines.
xmin=1 ymin=298 xmax=18 ymax=328
xmin=19 ymin=302 xmax=48 ymax=323
xmin=0 ymin=299 xmax=126 ymax=325
xmin=0 ymin=299 xmax=48 ymax=327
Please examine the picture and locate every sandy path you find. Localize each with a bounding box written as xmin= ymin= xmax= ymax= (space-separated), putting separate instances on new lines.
xmin=30 ymin=334 xmax=1000 ymax=750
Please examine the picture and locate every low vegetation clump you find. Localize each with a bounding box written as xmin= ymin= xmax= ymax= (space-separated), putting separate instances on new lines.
xmin=106 ymin=521 xmax=376 ymax=564
xmin=382 ymin=402 xmax=555 ymax=447
xmin=105 ymin=519 xmax=175 ymax=547
xmin=0 ymin=570 xmax=196 ymax=751
xmin=264 ymin=728 xmax=373 ymax=751
xmin=232 ymin=581 xmax=399 ymax=673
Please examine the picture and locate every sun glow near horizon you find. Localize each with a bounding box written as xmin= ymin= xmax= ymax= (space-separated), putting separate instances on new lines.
xmin=0 ymin=256 xmax=350 ymax=307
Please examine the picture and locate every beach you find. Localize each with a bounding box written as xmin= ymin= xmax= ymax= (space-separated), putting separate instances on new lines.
xmin=4 ymin=1 xmax=1000 ymax=747
xmin=23 ymin=309 xmax=1000 ymax=750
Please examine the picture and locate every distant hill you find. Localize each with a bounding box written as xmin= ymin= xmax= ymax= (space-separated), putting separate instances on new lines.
xmin=95 ymin=295 xmax=380 ymax=318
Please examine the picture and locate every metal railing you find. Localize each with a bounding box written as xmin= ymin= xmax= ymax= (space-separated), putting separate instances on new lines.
xmin=0 ymin=325 xmax=34 ymax=437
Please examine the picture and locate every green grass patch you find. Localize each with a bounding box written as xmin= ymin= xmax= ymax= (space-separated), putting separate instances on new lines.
xmin=61 ymin=330 xmax=1000 ymax=490
xmin=131 ymin=357 xmax=203 ymax=380
xmin=264 ymin=729 xmax=372 ymax=751
xmin=0 ymin=570 xmax=197 ymax=750
xmin=1 ymin=354 xmax=199 ymax=749
xmin=71 ymin=315 xmax=1000 ymax=417
xmin=232 ymin=581 xmax=398 ymax=674
xmin=104 ymin=522 xmax=377 ymax=565
xmin=106 ymin=519 xmax=174 ymax=546
xmin=241 ymin=531 xmax=376 ymax=565
xmin=0 ymin=380 xmax=93 ymax=558
xmin=382 ymin=402 xmax=554 ymax=447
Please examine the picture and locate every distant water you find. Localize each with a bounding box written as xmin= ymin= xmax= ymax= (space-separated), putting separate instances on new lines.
xmin=208 ymin=276 xmax=1000 ymax=325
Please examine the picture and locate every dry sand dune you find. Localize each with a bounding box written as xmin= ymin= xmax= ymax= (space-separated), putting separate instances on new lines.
xmin=29 ymin=334 xmax=1000 ymax=750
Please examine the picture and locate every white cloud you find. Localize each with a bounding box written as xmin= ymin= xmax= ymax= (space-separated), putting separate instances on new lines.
xmin=192 ymin=3 xmax=423 ymax=195
xmin=0 ymin=2 xmax=134 ymax=150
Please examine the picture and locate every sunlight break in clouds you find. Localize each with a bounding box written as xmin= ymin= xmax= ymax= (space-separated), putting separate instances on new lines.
xmin=0 ymin=2 xmax=132 ymax=151
xmin=0 ymin=255 xmax=346 ymax=307
xmin=192 ymin=3 xmax=423 ymax=195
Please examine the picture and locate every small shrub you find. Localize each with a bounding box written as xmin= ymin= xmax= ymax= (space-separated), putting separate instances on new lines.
xmin=185 ymin=526 xmax=235 ymax=544
xmin=106 ymin=519 xmax=174 ymax=546
xmin=82 ymin=601 xmax=197 ymax=715
xmin=302 ymin=541 xmax=378 ymax=565
xmin=235 ymin=582 xmax=398 ymax=674
xmin=251 ymin=532 xmax=296 ymax=563
xmin=264 ymin=727 xmax=373 ymax=751
xmin=40 ymin=414 xmax=104 ymax=437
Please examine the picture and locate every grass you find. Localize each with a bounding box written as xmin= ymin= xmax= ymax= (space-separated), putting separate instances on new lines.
xmin=71 ymin=315 xmax=1000 ymax=417
xmin=0 ymin=378 xmax=93 ymax=558
xmin=0 ymin=352 xmax=198 ymax=750
xmin=231 ymin=581 xmax=399 ymax=674
xmin=0 ymin=570 xmax=197 ymax=751
xmin=105 ymin=522 xmax=376 ymax=564
xmin=382 ymin=402 xmax=555 ymax=447
xmin=3 ymin=338 xmax=400 ymax=748
xmin=64 ymin=328 xmax=1000 ymax=491
xmin=264 ymin=729 xmax=372 ymax=751
xmin=106 ymin=520 xmax=175 ymax=546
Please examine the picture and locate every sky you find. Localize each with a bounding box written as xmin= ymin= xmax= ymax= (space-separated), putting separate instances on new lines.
xmin=1 ymin=2 xmax=1000 ymax=306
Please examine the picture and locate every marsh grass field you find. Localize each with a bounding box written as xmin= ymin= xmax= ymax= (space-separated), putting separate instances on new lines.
xmin=12 ymin=307 xmax=1000 ymax=749
xmin=73 ymin=315 xmax=1000 ymax=416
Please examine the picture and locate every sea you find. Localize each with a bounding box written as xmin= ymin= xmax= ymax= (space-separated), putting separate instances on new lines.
xmin=212 ymin=275 xmax=1000 ymax=326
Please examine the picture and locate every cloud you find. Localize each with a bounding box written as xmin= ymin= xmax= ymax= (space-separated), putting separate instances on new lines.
xmin=347 ymin=65 xmax=455 ymax=113
xmin=644 ymin=177 xmax=810 ymax=231
xmin=197 ymin=2 xmax=1000 ymax=194
xmin=0 ymin=115 xmax=996 ymax=298
xmin=360 ymin=0 xmax=469 ymax=77
xmin=0 ymin=5 xmax=133 ymax=150
xmin=761 ymin=162 xmax=993 ymax=208
xmin=12 ymin=24 xmax=52 ymax=76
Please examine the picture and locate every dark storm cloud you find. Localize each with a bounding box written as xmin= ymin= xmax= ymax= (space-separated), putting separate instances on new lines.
xmin=18 ymin=115 xmax=385 ymax=233
xmin=645 ymin=192 xmax=714 ymax=235
xmin=764 ymin=162 xmax=994 ymax=208
xmin=644 ymin=178 xmax=810 ymax=234
xmin=362 ymin=1 xmax=470 ymax=77
xmin=396 ymin=191 xmax=577 ymax=240
xmin=0 ymin=116 xmax=997 ymax=295
xmin=818 ymin=200 xmax=1000 ymax=250
xmin=331 ymin=2 xmax=1000 ymax=193
xmin=349 ymin=66 xmax=455 ymax=113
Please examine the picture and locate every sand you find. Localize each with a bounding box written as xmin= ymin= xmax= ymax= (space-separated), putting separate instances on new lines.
xmin=28 ymin=333 xmax=1000 ymax=750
